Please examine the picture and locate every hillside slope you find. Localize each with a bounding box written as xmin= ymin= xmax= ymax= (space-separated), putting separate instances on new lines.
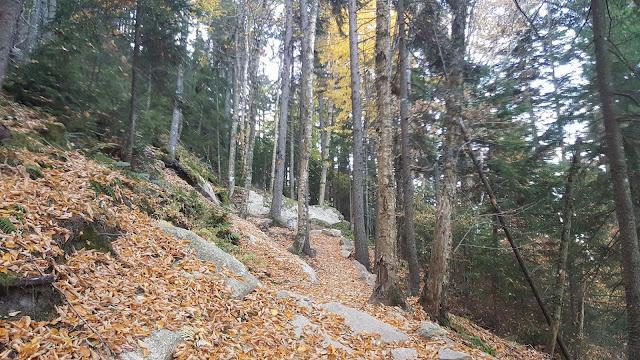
xmin=0 ymin=99 xmax=545 ymax=359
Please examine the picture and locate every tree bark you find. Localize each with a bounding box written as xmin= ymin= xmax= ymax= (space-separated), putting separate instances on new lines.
xmin=0 ymin=0 xmax=22 ymax=89
xmin=347 ymin=0 xmax=369 ymax=270
xmin=420 ymin=0 xmax=466 ymax=322
xmin=270 ymin=0 xmax=293 ymax=221
xmin=318 ymin=94 xmax=330 ymax=206
xmin=124 ymin=2 xmax=142 ymax=163
xmin=591 ymin=0 xmax=640 ymax=357
xmin=397 ymin=0 xmax=419 ymax=295
xmin=549 ymin=146 xmax=579 ymax=356
xmin=369 ymin=0 xmax=408 ymax=310
xmin=228 ymin=14 xmax=246 ymax=198
xmin=292 ymin=0 xmax=319 ymax=257
xmin=168 ymin=63 xmax=184 ymax=157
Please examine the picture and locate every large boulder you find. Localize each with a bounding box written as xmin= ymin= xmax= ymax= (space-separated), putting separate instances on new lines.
xmin=120 ymin=330 xmax=183 ymax=360
xmin=161 ymin=226 xmax=260 ymax=298
xmin=320 ymin=302 xmax=408 ymax=343
xmin=391 ymin=348 xmax=418 ymax=360
xmin=246 ymin=190 xmax=343 ymax=229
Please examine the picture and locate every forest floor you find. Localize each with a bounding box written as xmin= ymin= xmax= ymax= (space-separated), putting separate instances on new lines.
xmin=0 ymin=98 xmax=547 ymax=359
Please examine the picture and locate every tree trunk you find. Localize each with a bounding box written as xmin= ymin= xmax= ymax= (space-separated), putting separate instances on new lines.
xmin=549 ymin=147 xmax=580 ymax=356
xmin=289 ymin=104 xmax=295 ymax=200
xmin=0 ymin=0 xmax=23 ymax=88
xmin=292 ymin=0 xmax=318 ymax=257
xmin=228 ymin=16 xmax=246 ymax=198
xmin=347 ymin=0 xmax=369 ymax=270
xmin=591 ymin=0 xmax=640 ymax=357
xmin=269 ymin=90 xmax=280 ymax=194
xmin=420 ymin=0 xmax=466 ymax=322
xmin=270 ymin=0 xmax=293 ymax=221
xmin=168 ymin=62 xmax=184 ymax=157
xmin=397 ymin=0 xmax=419 ymax=295
xmin=369 ymin=0 xmax=408 ymax=310
xmin=240 ymin=25 xmax=262 ymax=218
xmin=318 ymin=95 xmax=330 ymax=205
xmin=124 ymin=2 xmax=142 ymax=163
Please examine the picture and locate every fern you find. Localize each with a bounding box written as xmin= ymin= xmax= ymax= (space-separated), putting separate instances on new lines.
xmin=89 ymin=179 xmax=116 ymax=198
xmin=0 ymin=217 xmax=17 ymax=234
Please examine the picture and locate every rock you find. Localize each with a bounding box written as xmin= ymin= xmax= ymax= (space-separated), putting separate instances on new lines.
xmin=340 ymin=237 xmax=353 ymax=250
xmin=246 ymin=190 xmax=343 ymax=229
xmin=310 ymin=229 xmax=323 ymax=235
xmin=340 ymin=249 xmax=351 ymax=258
xmin=438 ymin=348 xmax=473 ymax=360
xmin=352 ymin=260 xmax=376 ymax=287
xmin=276 ymin=290 xmax=314 ymax=309
xmin=320 ymin=302 xmax=408 ymax=343
xmin=322 ymin=228 xmax=342 ymax=237
xmin=288 ymin=315 xmax=354 ymax=353
xmin=391 ymin=348 xmax=418 ymax=360
xmin=196 ymin=174 xmax=220 ymax=205
xmin=416 ymin=321 xmax=448 ymax=339
xmin=120 ymin=330 xmax=183 ymax=360
xmin=0 ymin=124 xmax=10 ymax=141
xmin=294 ymin=257 xmax=319 ymax=283
xmin=161 ymin=226 xmax=260 ymax=298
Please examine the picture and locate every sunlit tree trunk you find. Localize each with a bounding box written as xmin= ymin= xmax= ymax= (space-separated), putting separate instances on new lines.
xmin=591 ymin=0 xmax=640 ymax=357
xmin=369 ymin=0 xmax=408 ymax=310
xmin=168 ymin=62 xmax=184 ymax=157
xmin=420 ymin=0 xmax=466 ymax=322
xmin=271 ymin=0 xmax=293 ymax=221
xmin=228 ymin=14 xmax=246 ymax=197
xmin=292 ymin=0 xmax=319 ymax=257
xmin=318 ymin=94 xmax=331 ymax=205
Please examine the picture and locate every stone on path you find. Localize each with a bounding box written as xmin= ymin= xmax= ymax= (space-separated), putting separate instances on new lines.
xmin=288 ymin=315 xmax=353 ymax=353
xmin=120 ymin=330 xmax=183 ymax=360
xmin=438 ymin=348 xmax=473 ymax=360
xmin=415 ymin=321 xmax=448 ymax=339
xmin=276 ymin=290 xmax=314 ymax=310
xmin=352 ymin=260 xmax=376 ymax=287
xmin=391 ymin=348 xmax=418 ymax=360
xmin=340 ymin=249 xmax=351 ymax=258
xmin=162 ymin=226 xmax=260 ymax=298
xmin=320 ymin=302 xmax=408 ymax=343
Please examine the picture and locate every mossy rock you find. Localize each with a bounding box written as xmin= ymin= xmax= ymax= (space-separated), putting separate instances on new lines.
xmin=56 ymin=216 xmax=120 ymax=257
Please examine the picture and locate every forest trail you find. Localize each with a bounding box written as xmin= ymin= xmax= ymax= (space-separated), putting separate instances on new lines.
xmin=0 ymin=100 xmax=544 ymax=359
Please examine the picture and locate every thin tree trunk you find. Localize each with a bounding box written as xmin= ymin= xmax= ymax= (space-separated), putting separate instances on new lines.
xmin=0 ymin=0 xmax=22 ymax=89
xmin=397 ymin=0 xmax=419 ymax=295
xmin=347 ymin=0 xmax=369 ymax=270
xmin=228 ymin=19 xmax=245 ymax=197
xmin=289 ymin=101 xmax=295 ymax=200
xmin=240 ymin=24 xmax=262 ymax=218
xmin=270 ymin=90 xmax=280 ymax=194
xmin=369 ymin=0 xmax=408 ymax=310
xmin=549 ymin=146 xmax=580 ymax=356
xmin=271 ymin=0 xmax=293 ymax=220
xmin=591 ymin=0 xmax=640 ymax=357
xmin=420 ymin=0 xmax=466 ymax=322
xmin=124 ymin=2 xmax=142 ymax=163
xmin=318 ymin=95 xmax=330 ymax=205
xmin=292 ymin=0 xmax=318 ymax=257
xmin=168 ymin=63 xmax=184 ymax=157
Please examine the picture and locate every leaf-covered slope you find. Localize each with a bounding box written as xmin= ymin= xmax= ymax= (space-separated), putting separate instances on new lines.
xmin=1 ymin=99 xmax=545 ymax=359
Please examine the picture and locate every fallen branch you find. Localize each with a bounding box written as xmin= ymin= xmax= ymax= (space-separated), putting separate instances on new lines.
xmin=458 ymin=118 xmax=574 ymax=360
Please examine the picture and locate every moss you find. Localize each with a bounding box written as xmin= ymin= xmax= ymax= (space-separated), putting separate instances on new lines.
xmin=0 ymin=271 xmax=20 ymax=286
xmin=0 ymin=131 xmax=44 ymax=152
xmin=37 ymin=120 xmax=66 ymax=145
xmin=334 ymin=221 xmax=354 ymax=241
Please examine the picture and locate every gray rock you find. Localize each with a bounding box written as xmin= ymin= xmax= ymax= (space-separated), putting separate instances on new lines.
xmin=438 ymin=348 xmax=473 ymax=360
xmin=340 ymin=237 xmax=353 ymax=250
xmin=162 ymin=226 xmax=260 ymax=298
xmin=288 ymin=315 xmax=354 ymax=353
xmin=320 ymin=302 xmax=408 ymax=343
xmin=120 ymin=330 xmax=183 ymax=360
xmin=276 ymin=290 xmax=314 ymax=309
xmin=391 ymin=348 xmax=418 ymax=360
xmin=416 ymin=321 xmax=448 ymax=339
xmin=352 ymin=260 xmax=376 ymax=287
xmin=196 ymin=174 xmax=220 ymax=206
xmin=295 ymin=257 xmax=319 ymax=283
xmin=322 ymin=228 xmax=342 ymax=237
xmin=310 ymin=229 xmax=323 ymax=235
xmin=340 ymin=249 xmax=351 ymax=258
